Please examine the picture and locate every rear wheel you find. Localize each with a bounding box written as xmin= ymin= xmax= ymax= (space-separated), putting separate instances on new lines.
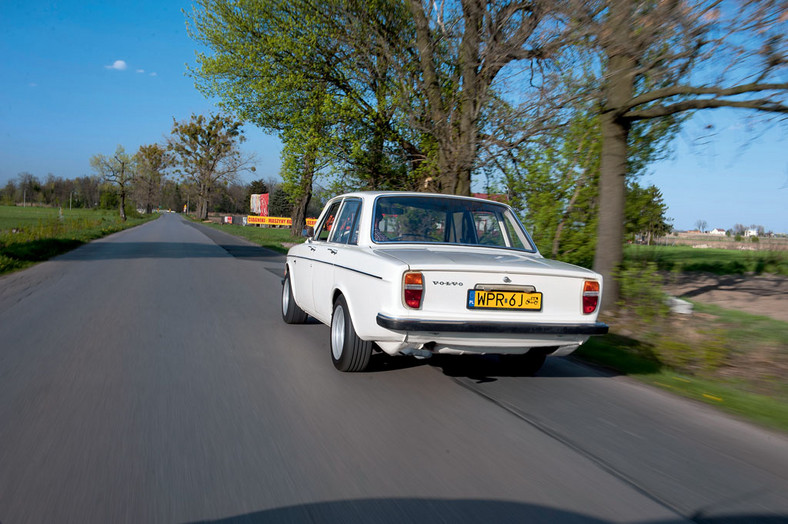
xmin=330 ymin=295 xmax=372 ymax=372
xmin=281 ymin=273 xmax=308 ymax=324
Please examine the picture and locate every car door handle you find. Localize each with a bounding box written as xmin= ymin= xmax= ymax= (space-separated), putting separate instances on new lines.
xmin=328 ymin=248 xmax=337 ymax=255
xmin=309 ymin=246 xmax=316 ymax=251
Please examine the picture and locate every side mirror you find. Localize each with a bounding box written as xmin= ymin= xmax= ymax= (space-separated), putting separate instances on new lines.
xmin=302 ymin=226 xmax=314 ymax=238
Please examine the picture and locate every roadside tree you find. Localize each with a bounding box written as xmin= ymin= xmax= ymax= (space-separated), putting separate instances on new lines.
xmin=507 ymin=87 xmax=677 ymax=267
xmin=74 ymin=176 xmax=101 ymax=209
xmin=402 ymin=0 xmax=570 ymax=195
xmin=0 ymin=180 xmax=16 ymax=205
xmin=566 ymin=0 xmax=788 ymax=309
xmin=168 ymin=114 xmax=253 ymax=220
xmin=626 ymin=183 xmax=672 ymax=245
xmin=135 ymin=144 xmax=170 ymax=214
xmin=186 ymin=0 xmax=410 ymax=234
xmin=90 ymin=145 xmax=135 ymax=221
xmin=16 ymin=172 xmax=41 ymax=206
xmin=187 ymin=0 xmax=570 ymax=208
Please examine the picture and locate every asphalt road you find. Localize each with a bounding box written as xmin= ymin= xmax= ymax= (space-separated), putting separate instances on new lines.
xmin=1 ymin=213 xmax=787 ymax=524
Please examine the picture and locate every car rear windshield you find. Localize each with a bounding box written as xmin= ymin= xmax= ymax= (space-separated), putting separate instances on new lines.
xmin=372 ymin=195 xmax=535 ymax=251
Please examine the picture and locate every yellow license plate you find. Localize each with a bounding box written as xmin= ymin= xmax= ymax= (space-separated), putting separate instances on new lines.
xmin=467 ymin=290 xmax=542 ymax=310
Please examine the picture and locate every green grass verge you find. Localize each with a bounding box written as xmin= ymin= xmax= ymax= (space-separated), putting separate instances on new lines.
xmin=191 ymin=220 xmax=306 ymax=254
xmin=625 ymin=244 xmax=788 ymax=276
xmin=577 ymin=333 xmax=788 ymax=434
xmin=0 ymin=205 xmax=156 ymax=274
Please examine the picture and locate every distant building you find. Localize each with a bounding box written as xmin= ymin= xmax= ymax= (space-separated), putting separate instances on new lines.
xmin=709 ymin=228 xmax=726 ymax=236
xmin=745 ymin=229 xmax=758 ymax=237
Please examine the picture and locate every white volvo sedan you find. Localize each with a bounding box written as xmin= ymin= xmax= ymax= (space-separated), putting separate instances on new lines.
xmin=281 ymin=191 xmax=608 ymax=373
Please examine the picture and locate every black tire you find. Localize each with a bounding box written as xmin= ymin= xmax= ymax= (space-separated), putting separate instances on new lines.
xmin=504 ymin=351 xmax=547 ymax=376
xmin=330 ymin=295 xmax=372 ymax=372
xmin=281 ymin=273 xmax=308 ymax=324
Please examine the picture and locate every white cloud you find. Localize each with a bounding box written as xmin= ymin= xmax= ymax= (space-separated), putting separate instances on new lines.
xmin=136 ymin=69 xmax=145 ymax=74
xmin=105 ymin=60 xmax=127 ymax=71
xmin=149 ymin=72 xmax=157 ymax=77
xmin=28 ymin=83 xmax=38 ymax=88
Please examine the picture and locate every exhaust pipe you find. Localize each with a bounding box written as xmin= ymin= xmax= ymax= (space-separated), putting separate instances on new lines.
xmin=401 ymin=346 xmax=433 ymax=359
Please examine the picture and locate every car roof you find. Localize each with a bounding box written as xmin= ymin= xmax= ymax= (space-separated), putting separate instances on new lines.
xmin=332 ymin=191 xmax=505 ymax=204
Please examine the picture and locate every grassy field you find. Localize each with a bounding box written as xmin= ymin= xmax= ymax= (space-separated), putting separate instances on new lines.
xmin=625 ymin=244 xmax=788 ymax=275
xmin=0 ymin=205 xmax=155 ymax=274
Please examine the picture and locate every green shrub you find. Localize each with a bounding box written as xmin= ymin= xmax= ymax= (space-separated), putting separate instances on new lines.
xmin=698 ymin=331 xmax=731 ymax=372
xmin=616 ymin=261 xmax=669 ymax=323
xmin=653 ymin=337 xmax=695 ymax=369
xmin=100 ymin=191 xmax=119 ymax=210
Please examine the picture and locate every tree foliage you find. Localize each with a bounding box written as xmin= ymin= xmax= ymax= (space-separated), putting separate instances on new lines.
xmin=168 ymin=113 xmax=252 ymax=220
xmin=134 ymin=144 xmax=170 ymax=214
xmin=508 ymin=108 xmax=602 ymax=268
xmin=187 ymin=0 xmax=416 ymax=232
xmin=625 ymin=182 xmax=672 ymax=245
xmin=90 ymin=145 xmax=135 ymax=221
xmin=187 ymin=0 xmax=570 ymax=201
xmin=0 ymin=173 xmax=102 ymax=208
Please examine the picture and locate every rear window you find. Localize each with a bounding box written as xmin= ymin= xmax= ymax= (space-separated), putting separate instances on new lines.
xmin=372 ymin=195 xmax=535 ymax=251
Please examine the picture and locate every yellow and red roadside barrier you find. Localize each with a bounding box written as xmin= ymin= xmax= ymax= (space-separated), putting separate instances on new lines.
xmin=246 ymin=216 xmax=317 ymax=227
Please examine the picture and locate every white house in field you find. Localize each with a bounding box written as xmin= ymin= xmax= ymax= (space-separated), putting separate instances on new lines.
xmin=709 ymin=228 xmax=726 ymax=236
xmin=745 ymin=229 xmax=759 ymax=237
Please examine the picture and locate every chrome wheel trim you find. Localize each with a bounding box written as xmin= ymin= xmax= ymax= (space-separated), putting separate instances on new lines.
xmin=331 ymin=305 xmax=345 ymax=361
xmin=282 ymin=278 xmax=291 ymax=316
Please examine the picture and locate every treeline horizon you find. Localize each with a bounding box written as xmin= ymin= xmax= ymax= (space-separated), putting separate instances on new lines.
xmin=0 ymin=172 xmax=324 ymax=218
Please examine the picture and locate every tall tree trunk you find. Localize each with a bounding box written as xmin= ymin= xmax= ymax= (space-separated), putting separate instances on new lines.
xmin=197 ymin=182 xmax=210 ymax=220
xmin=290 ymin=189 xmax=311 ymax=236
xmin=119 ymin=187 xmax=127 ymax=222
xmin=455 ymin=167 xmax=472 ymax=196
xmin=592 ymin=0 xmax=635 ymax=312
xmin=594 ymin=50 xmax=635 ymax=311
xmin=290 ymin=153 xmax=315 ymax=237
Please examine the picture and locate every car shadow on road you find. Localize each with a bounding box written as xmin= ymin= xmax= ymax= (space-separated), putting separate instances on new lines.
xmin=429 ymin=354 xmax=551 ymax=381
xmin=365 ymin=353 xmax=429 ymax=372
xmin=365 ymin=354 xmax=611 ymax=380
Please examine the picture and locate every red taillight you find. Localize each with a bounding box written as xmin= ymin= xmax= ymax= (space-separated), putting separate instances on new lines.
xmin=403 ymin=272 xmax=424 ymax=309
xmin=583 ymin=281 xmax=600 ymax=314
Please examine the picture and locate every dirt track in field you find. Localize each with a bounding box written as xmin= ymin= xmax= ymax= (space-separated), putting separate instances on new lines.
xmin=662 ymin=272 xmax=788 ymax=322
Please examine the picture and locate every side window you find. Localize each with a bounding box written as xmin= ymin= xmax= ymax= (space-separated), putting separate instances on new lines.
xmin=329 ymin=199 xmax=361 ymax=245
xmin=314 ymin=201 xmax=341 ymax=242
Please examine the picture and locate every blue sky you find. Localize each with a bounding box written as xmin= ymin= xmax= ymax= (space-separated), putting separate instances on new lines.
xmin=1 ymin=1 xmax=786 ymax=233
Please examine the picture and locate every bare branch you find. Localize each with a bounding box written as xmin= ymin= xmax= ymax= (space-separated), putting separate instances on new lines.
xmin=625 ymin=98 xmax=788 ymax=120
xmin=626 ymin=82 xmax=788 ymax=111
